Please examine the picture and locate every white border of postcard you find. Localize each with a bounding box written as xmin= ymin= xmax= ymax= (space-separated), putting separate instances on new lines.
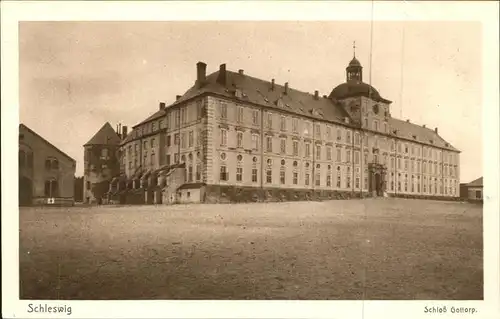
xmin=2 ymin=1 xmax=499 ymax=319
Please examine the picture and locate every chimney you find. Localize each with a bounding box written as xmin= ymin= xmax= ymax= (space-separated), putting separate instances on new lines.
xmin=238 ymin=69 xmax=244 ymax=75
xmin=176 ymin=95 xmax=182 ymax=101
xmin=196 ymin=62 xmax=207 ymax=85
xmin=271 ymin=79 xmax=275 ymax=91
xmin=314 ymin=90 xmax=319 ymax=100
xmin=406 ymin=119 xmax=410 ymax=123
xmin=159 ymin=102 xmax=166 ymax=110
xmin=423 ymin=124 xmax=426 ymax=128
xmin=435 ymin=127 xmax=438 ymax=134
xmin=216 ymin=63 xmax=227 ymax=85
xmin=122 ymin=126 xmax=128 ymax=139
xmin=284 ymin=82 xmax=289 ymax=95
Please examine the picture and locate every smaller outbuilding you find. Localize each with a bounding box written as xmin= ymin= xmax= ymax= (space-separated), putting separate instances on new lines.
xmin=462 ymin=177 xmax=483 ymax=203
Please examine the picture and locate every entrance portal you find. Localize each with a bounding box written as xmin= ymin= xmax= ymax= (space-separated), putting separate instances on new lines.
xmin=375 ymin=173 xmax=382 ymax=196
xmin=368 ymin=163 xmax=387 ymax=197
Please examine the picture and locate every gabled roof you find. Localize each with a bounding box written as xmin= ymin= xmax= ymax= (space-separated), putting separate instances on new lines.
xmin=118 ymin=63 xmax=458 ymax=153
xmin=171 ymin=69 xmax=351 ymax=124
xmin=467 ymin=177 xmax=483 ymax=187
xmin=388 ymin=118 xmax=459 ymax=152
xmin=84 ymin=122 xmax=121 ymax=146
xmin=19 ymin=124 xmax=75 ymax=163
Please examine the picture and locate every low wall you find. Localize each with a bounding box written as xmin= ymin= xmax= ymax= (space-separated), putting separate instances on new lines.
xmin=32 ymin=197 xmax=75 ymax=207
xmin=203 ymin=185 xmax=372 ymax=204
xmin=388 ymin=193 xmax=461 ymax=202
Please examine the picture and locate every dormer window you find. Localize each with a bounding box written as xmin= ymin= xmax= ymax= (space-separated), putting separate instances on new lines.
xmin=276 ymin=99 xmax=284 ymax=108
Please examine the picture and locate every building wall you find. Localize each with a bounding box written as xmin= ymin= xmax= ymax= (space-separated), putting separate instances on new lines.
xmin=83 ymin=144 xmax=120 ymax=203
xmin=468 ymin=187 xmax=483 ymax=201
xmin=178 ymin=188 xmax=203 ymax=204
xmin=121 ymin=98 xmax=206 ymax=185
xmin=19 ymin=126 xmax=75 ymax=205
xmin=205 ymin=95 xmax=459 ymax=198
xmin=115 ymin=92 xmax=459 ymax=203
xmin=162 ymin=166 xmax=186 ymax=204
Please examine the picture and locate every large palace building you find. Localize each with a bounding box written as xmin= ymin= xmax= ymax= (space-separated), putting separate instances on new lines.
xmin=104 ymin=54 xmax=460 ymax=204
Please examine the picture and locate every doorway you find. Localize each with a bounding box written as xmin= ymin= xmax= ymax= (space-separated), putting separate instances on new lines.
xmin=19 ymin=176 xmax=33 ymax=206
xmin=375 ymin=173 xmax=382 ymax=196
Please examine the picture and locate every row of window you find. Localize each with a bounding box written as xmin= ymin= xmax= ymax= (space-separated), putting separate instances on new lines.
xmin=387 ymin=174 xmax=458 ymax=195
xmin=218 ymin=163 xmax=458 ymax=195
xmin=388 ymin=157 xmax=458 ymax=177
xmin=184 ymin=164 xmax=202 ymax=183
xmin=217 ymin=99 xmax=457 ymax=161
xmin=363 ymin=118 xmax=389 ymax=134
xmin=127 ymin=151 xmax=203 ymax=171
xmin=217 ymin=127 xmax=457 ymax=163
xmin=219 ymin=164 xmax=364 ymax=188
xmin=127 ymin=130 xmax=202 ymax=157
xmin=19 ymin=151 xmax=60 ymax=171
xmin=130 ymin=100 xmax=204 ymax=140
xmin=219 ymin=101 xmax=393 ymax=141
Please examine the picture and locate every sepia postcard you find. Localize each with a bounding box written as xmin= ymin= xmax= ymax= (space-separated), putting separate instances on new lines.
xmin=2 ymin=1 xmax=499 ymax=319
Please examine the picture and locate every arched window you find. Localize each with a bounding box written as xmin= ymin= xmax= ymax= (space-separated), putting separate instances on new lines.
xmin=19 ymin=150 xmax=26 ymax=168
xmin=44 ymin=179 xmax=59 ymax=197
xmin=45 ymin=159 xmax=51 ymax=170
xmin=51 ymin=159 xmax=59 ymax=170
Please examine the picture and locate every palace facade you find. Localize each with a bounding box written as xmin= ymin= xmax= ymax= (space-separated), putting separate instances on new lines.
xmin=105 ymin=55 xmax=460 ymax=204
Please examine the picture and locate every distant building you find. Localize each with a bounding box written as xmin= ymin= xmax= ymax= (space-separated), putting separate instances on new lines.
xmin=18 ymin=124 xmax=76 ymax=206
xmin=463 ymin=177 xmax=483 ymax=202
xmin=83 ymin=122 xmax=123 ymax=204
xmin=115 ymin=51 xmax=461 ymax=204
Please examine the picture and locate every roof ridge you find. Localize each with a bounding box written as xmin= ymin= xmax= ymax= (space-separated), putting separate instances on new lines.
xmin=84 ymin=122 xmax=121 ymax=146
xmin=211 ymin=69 xmax=322 ymax=98
xmin=19 ymin=123 xmax=75 ymax=163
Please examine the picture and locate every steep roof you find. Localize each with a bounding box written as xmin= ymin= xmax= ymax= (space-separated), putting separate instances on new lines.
xmin=467 ymin=177 xmax=483 ymax=187
xmin=19 ymin=124 xmax=75 ymax=163
xmin=120 ymin=127 xmax=137 ymax=145
xmin=119 ymin=64 xmax=457 ymax=153
xmin=133 ymin=109 xmax=165 ymax=128
xmin=388 ymin=118 xmax=459 ymax=152
xmin=84 ymin=122 xmax=121 ymax=146
xmin=329 ymin=81 xmax=392 ymax=104
xmin=171 ymin=69 xmax=351 ymax=124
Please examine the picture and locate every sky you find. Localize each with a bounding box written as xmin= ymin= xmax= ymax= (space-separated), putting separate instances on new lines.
xmin=19 ymin=21 xmax=482 ymax=182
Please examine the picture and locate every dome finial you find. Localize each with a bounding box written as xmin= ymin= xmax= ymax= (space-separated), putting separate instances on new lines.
xmin=353 ymin=41 xmax=356 ymax=58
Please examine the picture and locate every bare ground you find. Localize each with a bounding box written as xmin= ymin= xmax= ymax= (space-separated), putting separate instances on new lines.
xmin=19 ymin=198 xmax=483 ymax=300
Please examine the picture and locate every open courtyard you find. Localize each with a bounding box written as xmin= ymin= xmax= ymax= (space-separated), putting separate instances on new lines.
xmin=19 ymin=198 xmax=483 ymax=300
